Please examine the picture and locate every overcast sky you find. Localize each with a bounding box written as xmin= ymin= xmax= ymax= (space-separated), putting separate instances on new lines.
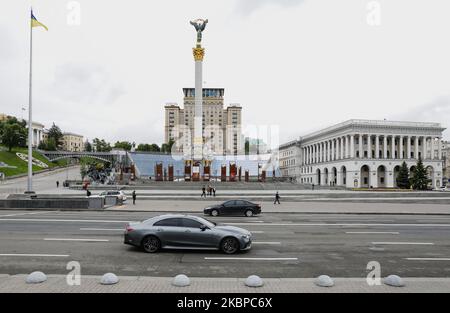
xmin=1 ymin=0 xmax=449 ymax=146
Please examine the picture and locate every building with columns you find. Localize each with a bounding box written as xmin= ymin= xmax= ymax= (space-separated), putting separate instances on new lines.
xmin=279 ymin=119 xmax=446 ymax=188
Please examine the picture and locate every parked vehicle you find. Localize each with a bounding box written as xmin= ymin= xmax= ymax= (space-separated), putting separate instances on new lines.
xmin=100 ymin=190 xmax=127 ymax=202
xmin=124 ymin=214 xmax=252 ymax=254
xmin=204 ymin=200 xmax=262 ymax=217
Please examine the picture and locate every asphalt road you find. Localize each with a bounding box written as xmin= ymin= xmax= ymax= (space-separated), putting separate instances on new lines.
xmin=0 ymin=210 xmax=450 ymax=278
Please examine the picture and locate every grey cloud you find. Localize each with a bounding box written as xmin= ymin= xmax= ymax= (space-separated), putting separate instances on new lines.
xmin=51 ymin=63 xmax=125 ymax=105
xmin=392 ymin=96 xmax=450 ymax=138
xmin=235 ymin=0 xmax=305 ymax=15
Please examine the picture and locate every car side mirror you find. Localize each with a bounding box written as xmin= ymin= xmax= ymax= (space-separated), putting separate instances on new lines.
xmin=200 ymin=225 xmax=208 ymax=231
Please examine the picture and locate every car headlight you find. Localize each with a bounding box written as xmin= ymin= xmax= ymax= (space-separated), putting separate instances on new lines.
xmin=241 ymin=234 xmax=250 ymax=240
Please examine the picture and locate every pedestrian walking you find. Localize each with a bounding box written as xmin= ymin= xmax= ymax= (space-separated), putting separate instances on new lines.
xmin=201 ymin=186 xmax=206 ymax=198
xmin=132 ymin=190 xmax=136 ymax=205
xmin=312 ymin=183 xmax=315 ymax=190
xmin=56 ymin=181 xmax=59 ymax=188
xmin=274 ymin=191 xmax=281 ymax=204
xmin=213 ymin=187 xmax=216 ymax=197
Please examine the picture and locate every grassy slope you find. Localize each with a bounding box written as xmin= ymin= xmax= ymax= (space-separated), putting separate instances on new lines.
xmin=0 ymin=146 xmax=64 ymax=177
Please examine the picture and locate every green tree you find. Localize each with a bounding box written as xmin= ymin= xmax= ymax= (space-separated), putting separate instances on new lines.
xmin=92 ymin=138 xmax=112 ymax=152
xmin=38 ymin=137 xmax=57 ymax=151
xmin=136 ymin=143 xmax=160 ymax=152
xmin=396 ymin=161 xmax=410 ymax=189
xmin=114 ymin=141 xmax=132 ymax=151
xmin=47 ymin=123 xmax=64 ymax=149
xmin=410 ymin=156 xmax=429 ymax=190
xmin=84 ymin=141 xmax=92 ymax=152
xmin=1 ymin=122 xmax=27 ymax=151
xmin=244 ymin=138 xmax=250 ymax=155
xmin=161 ymin=139 xmax=175 ymax=154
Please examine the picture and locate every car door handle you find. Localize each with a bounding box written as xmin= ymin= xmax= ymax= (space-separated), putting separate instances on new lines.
xmin=185 ymin=230 xmax=191 ymax=233
xmin=156 ymin=228 xmax=163 ymax=232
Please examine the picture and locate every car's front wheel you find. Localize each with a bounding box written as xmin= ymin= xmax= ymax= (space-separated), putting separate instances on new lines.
xmin=211 ymin=209 xmax=219 ymax=217
xmin=245 ymin=209 xmax=253 ymax=217
xmin=221 ymin=237 xmax=239 ymax=254
xmin=142 ymin=235 xmax=161 ymax=253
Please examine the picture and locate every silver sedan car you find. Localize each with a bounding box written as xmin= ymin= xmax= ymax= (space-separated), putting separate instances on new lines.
xmin=124 ymin=214 xmax=252 ymax=254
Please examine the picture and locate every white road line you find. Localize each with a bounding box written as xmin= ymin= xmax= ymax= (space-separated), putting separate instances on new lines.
xmin=0 ymin=211 xmax=52 ymax=217
xmin=372 ymin=242 xmax=434 ymax=245
xmin=405 ymin=258 xmax=450 ymax=261
xmin=346 ymin=232 xmax=400 ymax=235
xmin=43 ymin=238 xmax=109 ymax=242
xmin=250 ymin=231 xmax=265 ymax=234
xmin=80 ymin=228 xmax=123 ymax=231
xmin=204 ymin=257 xmax=298 ymax=261
xmin=0 ymin=218 xmax=133 ymax=223
xmin=252 ymin=242 xmax=281 ymax=245
xmin=0 ymin=253 xmax=69 ymax=257
xmin=226 ymin=222 xmax=450 ymax=227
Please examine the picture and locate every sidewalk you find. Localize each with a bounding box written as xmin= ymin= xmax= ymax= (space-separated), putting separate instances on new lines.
xmin=108 ymin=200 xmax=450 ymax=215
xmin=1 ymin=274 xmax=449 ymax=292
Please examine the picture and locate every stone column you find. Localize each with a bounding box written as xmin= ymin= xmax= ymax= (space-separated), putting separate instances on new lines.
xmin=367 ymin=135 xmax=371 ymax=159
xmin=391 ymin=136 xmax=396 ymax=159
xmin=350 ymin=135 xmax=355 ymax=158
xmin=407 ymin=136 xmax=411 ymax=159
xmin=340 ymin=137 xmax=344 ymax=159
xmin=192 ymin=45 xmax=205 ymax=160
xmin=438 ymin=137 xmax=442 ymax=160
xmin=414 ymin=137 xmax=419 ymax=159
xmin=383 ymin=136 xmax=387 ymax=159
xmin=423 ymin=137 xmax=427 ymax=160
xmin=331 ymin=139 xmax=335 ymax=161
xmin=359 ymin=134 xmax=363 ymax=158
xmin=375 ymin=135 xmax=379 ymax=159
xmin=399 ymin=136 xmax=403 ymax=159
xmin=431 ymin=139 xmax=435 ymax=160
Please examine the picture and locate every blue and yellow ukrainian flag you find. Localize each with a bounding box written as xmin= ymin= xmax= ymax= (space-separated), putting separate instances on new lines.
xmin=31 ymin=10 xmax=48 ymax=31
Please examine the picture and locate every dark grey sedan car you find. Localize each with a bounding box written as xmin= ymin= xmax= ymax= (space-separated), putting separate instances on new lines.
xmin=204 ymin=200 xmax=262 ymax=217
xmin=124 ymin=214 xmax=252 ymax=254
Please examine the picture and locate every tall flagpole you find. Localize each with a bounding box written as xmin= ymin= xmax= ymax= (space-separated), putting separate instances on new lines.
xmin=27 ymin=7 xmax=33 ymax=193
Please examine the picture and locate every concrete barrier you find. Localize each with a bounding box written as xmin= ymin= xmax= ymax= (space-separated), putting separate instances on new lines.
xmin=0 ymin=194 xmax=105 ymax=210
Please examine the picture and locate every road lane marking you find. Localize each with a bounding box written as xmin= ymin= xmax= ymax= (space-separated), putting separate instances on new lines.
xmin=0 ymin=211 xmax=52 ymax=217
xmin=405 ymin=258 xmax=450 ymax=261
xmin=43 ymin=238 xmax=109 ymax=242
xmin=0 ymin=218 xmax=133 ymax=223
xmin=346 ymin=232 xmax=400 ymax=234
xmin=0 ymin=253 xmax=69 ymax=257
xmin=372 ymin=242 xmax=434 ymax=245
xmin=80 ymin=228 xmax=123 ymax=231
xmin=250 ymin=231 xmax=264 ymax=234
xmin=225 ymin=222 xmax=450 ymax=227
xmin=252 ymin=242 xmax=281 ymax=245
xmin=204 ymin=257 xmax=298 ymax=261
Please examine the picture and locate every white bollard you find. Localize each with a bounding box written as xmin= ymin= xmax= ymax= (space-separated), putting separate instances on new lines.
xmin=245 ymin=275 xmax=264 ymax=287
xmin=383 ymin=275 xmax=405 ymax=287
xmin=315 ymin=275 xmax=334 ymax=287
xmin=172 ymin=274 xmax=190 ymax=287
xmin=100 ymin=273 xmax=119 ymax=285
xmin=26 ymin=271 xmax=47 ymax=284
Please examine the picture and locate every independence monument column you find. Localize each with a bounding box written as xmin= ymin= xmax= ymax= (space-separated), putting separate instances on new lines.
xmin=190 ymin=18 xmax=208 ymax=162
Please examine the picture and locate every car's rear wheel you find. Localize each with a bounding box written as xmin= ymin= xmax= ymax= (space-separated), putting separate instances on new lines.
xmin=221 ymin=237 xmax=239 ymax=254
xmin=211 ymin=209 xmax=219 ymax=217
xmin=245 ymin=209 xmax=253 ymax=217
xmin=142 ymin=235 xmax=161 ymax=253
